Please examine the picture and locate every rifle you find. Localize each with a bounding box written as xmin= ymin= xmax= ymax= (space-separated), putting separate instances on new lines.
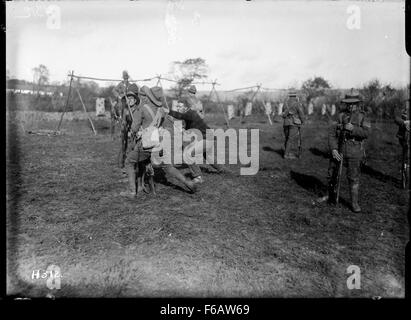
xmin=297 ymin=126 xmax=302 ymax=158
xmin=335 ymin=153 xmax=344 ymax=204
xmin=401 ymin=128 xmax=409 ymax=189
xmin=334 ymin=108 xmax=353 ymax=204
xmin=117 ymin=81 xmax=134 ymax=168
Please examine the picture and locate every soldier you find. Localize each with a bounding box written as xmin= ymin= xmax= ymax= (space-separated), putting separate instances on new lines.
xmin=165 ymin=95 xmax=226 ymax=179
xmin=394 ymin=100 xmax=410 ymax=188
xmin=282 ymin=91 xmax=304 ymax=159
xmin=113 ymin=71 xmax=139 ymax=168
xmin=180 ymin=85 xmax=205 ymax=119
xmin=328 ymin=91 xmax=371 ymax=212
xmin=119 ymin=85 xmax=146 ymax=197
xmin=120 ymin=86 xmax=197 ymax=197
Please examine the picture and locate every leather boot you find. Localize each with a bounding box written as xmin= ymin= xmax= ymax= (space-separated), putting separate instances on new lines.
xmin=284 ymin=139 xmax=290 ymax=158
xmin=120 ymin=164 xmax=137 ymax=197
xmin=166 ymin=166 xmax=197 ymax=193
xmin=136 ymin=175 xmax=143 ymax=194
xmin=350 ymin=182 xmax=361 ymax=212
xmin=328 ymin=185 xmax=337 ymax=205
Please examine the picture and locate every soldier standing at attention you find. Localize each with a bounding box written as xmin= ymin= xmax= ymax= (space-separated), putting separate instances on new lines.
xmin=328 ymin=91 xmax=371 ymax=213
xmin=282 ymin=91 xmax=304 ymax=159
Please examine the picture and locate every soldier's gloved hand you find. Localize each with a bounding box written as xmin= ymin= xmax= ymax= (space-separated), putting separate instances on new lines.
xmin=344 ymin=123 xmax=354 ymax=131
xmin=332 ymin=149 xmax=342 ymax=162
xmin=404 ymin=120 xmax=410 ymax=131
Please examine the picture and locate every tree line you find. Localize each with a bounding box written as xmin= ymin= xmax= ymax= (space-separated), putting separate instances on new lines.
xmin=6 ymin=63 xmax=409 ymax=119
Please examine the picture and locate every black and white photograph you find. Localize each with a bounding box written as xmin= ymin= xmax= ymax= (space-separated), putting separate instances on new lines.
xmin=5 ymin=0 xmax=410 ymax=302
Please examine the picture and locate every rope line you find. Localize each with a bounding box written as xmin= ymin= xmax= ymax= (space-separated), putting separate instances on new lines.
xmin=67 ymin=73 xmax=304 ymax=93
xmin=69 ymin=74 xmax=155 ymax=83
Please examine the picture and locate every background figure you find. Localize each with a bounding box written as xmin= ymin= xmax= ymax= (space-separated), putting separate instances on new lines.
xmin=394 ymin=101 xmax=410 ymax=189
xmin=282 ymin=91 xmax=304 ymax=159
xmin=327 ymin=91 xmax=371 ymax=212
xmin=180 ymin=85 xmax=204 ymax=119
xmin=112 ymin=71 xmax=140 ymax=168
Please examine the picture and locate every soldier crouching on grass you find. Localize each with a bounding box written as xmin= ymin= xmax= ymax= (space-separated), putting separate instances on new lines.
xmin=282 ymin=91 xmax=304 ymax=159
xmin=327 ymin=91 xmax=371 ymax=213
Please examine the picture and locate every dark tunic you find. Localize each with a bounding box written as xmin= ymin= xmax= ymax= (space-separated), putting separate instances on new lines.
xmin=168 ymin=109 xmax=210 ymax=139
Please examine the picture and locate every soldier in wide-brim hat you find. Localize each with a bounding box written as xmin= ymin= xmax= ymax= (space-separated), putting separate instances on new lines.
xmin=282 ymin=90 xmax=305 ymax=159
xmin=327 ymin=90 xmax=370 ymax=212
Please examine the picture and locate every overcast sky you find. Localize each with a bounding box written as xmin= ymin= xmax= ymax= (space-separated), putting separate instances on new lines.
xmin=6 ymin=0 xmax=409 ymax=90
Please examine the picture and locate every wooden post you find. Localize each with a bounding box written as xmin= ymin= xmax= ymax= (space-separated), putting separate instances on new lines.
xmin=156 ymin=76 xmax=170 ymax=110
xmin=56 ymin=70 xmax=74 ymax=132
xmin=212 ymin=80 xmax=230 ymax=127
xmin=258 ymin=86 xmax=273 ymax=125
xmin=76 ymin=88 xmax=97 ymax=135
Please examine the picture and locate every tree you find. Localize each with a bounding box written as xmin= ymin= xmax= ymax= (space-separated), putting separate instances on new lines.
xmin=169 ymin=57 xmax=209 ymax=98
xmin=301 ymin=76 xmax=331 ymax=105
xmin=32 ymin=64 xmax=50 ymax=95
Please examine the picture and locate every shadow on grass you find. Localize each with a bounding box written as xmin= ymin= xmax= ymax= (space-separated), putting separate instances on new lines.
xmin=262 ymin=146 xmax=283 ymax=157
xmin=290 ymin=170 xmax=327 ymax=196
xmin=309 ymin=147 xmax=330 ymax=159
xmin=289 ymin=170 xmax=351 ymax=209
xmin=360 ymin=164 xmax=401 ymax=188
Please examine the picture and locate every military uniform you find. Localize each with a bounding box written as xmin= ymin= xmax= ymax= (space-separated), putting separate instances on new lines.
xmin=282 ymin=91 xmax=304 ymax=159
xmin=180 ymin=86 xmax=204 ymax=119
xmin=328 ymin=92 xmax=371 ymax=212
xmin=394 ymin=103 xmax=409 ymax=187
xmin=121 ymin=86 xmax=197 ymax=197
xmin=116 ymin=82 xmax=139 ymax=168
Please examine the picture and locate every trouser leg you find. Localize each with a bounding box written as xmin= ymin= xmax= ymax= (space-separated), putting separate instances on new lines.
xmin=347 ymin=158 xmax=361 ymax=212
xmin=120 ymin=147 xmax=139 ymax=197
xmin=163 ymin=165 xmax=197 ymax=193
xmin=283 ymin=126 xmax=290 ymax=157
xmin=188 ymin=164 xmax=202 ymax=178
xmin=327 ymin=159 xmax=339 ymax=204
xmin=144 ymin=161 xmax=156 ymax=194
xmin=118 ymin=123 xmax=128 ymax=169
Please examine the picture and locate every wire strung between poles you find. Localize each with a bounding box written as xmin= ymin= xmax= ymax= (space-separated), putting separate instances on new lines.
xmin=69 ymin=74 xmax=156 ymax=83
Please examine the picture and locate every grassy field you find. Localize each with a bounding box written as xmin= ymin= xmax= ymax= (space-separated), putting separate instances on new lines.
xmin=6 ymin=111 xmax=409 ymax=297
